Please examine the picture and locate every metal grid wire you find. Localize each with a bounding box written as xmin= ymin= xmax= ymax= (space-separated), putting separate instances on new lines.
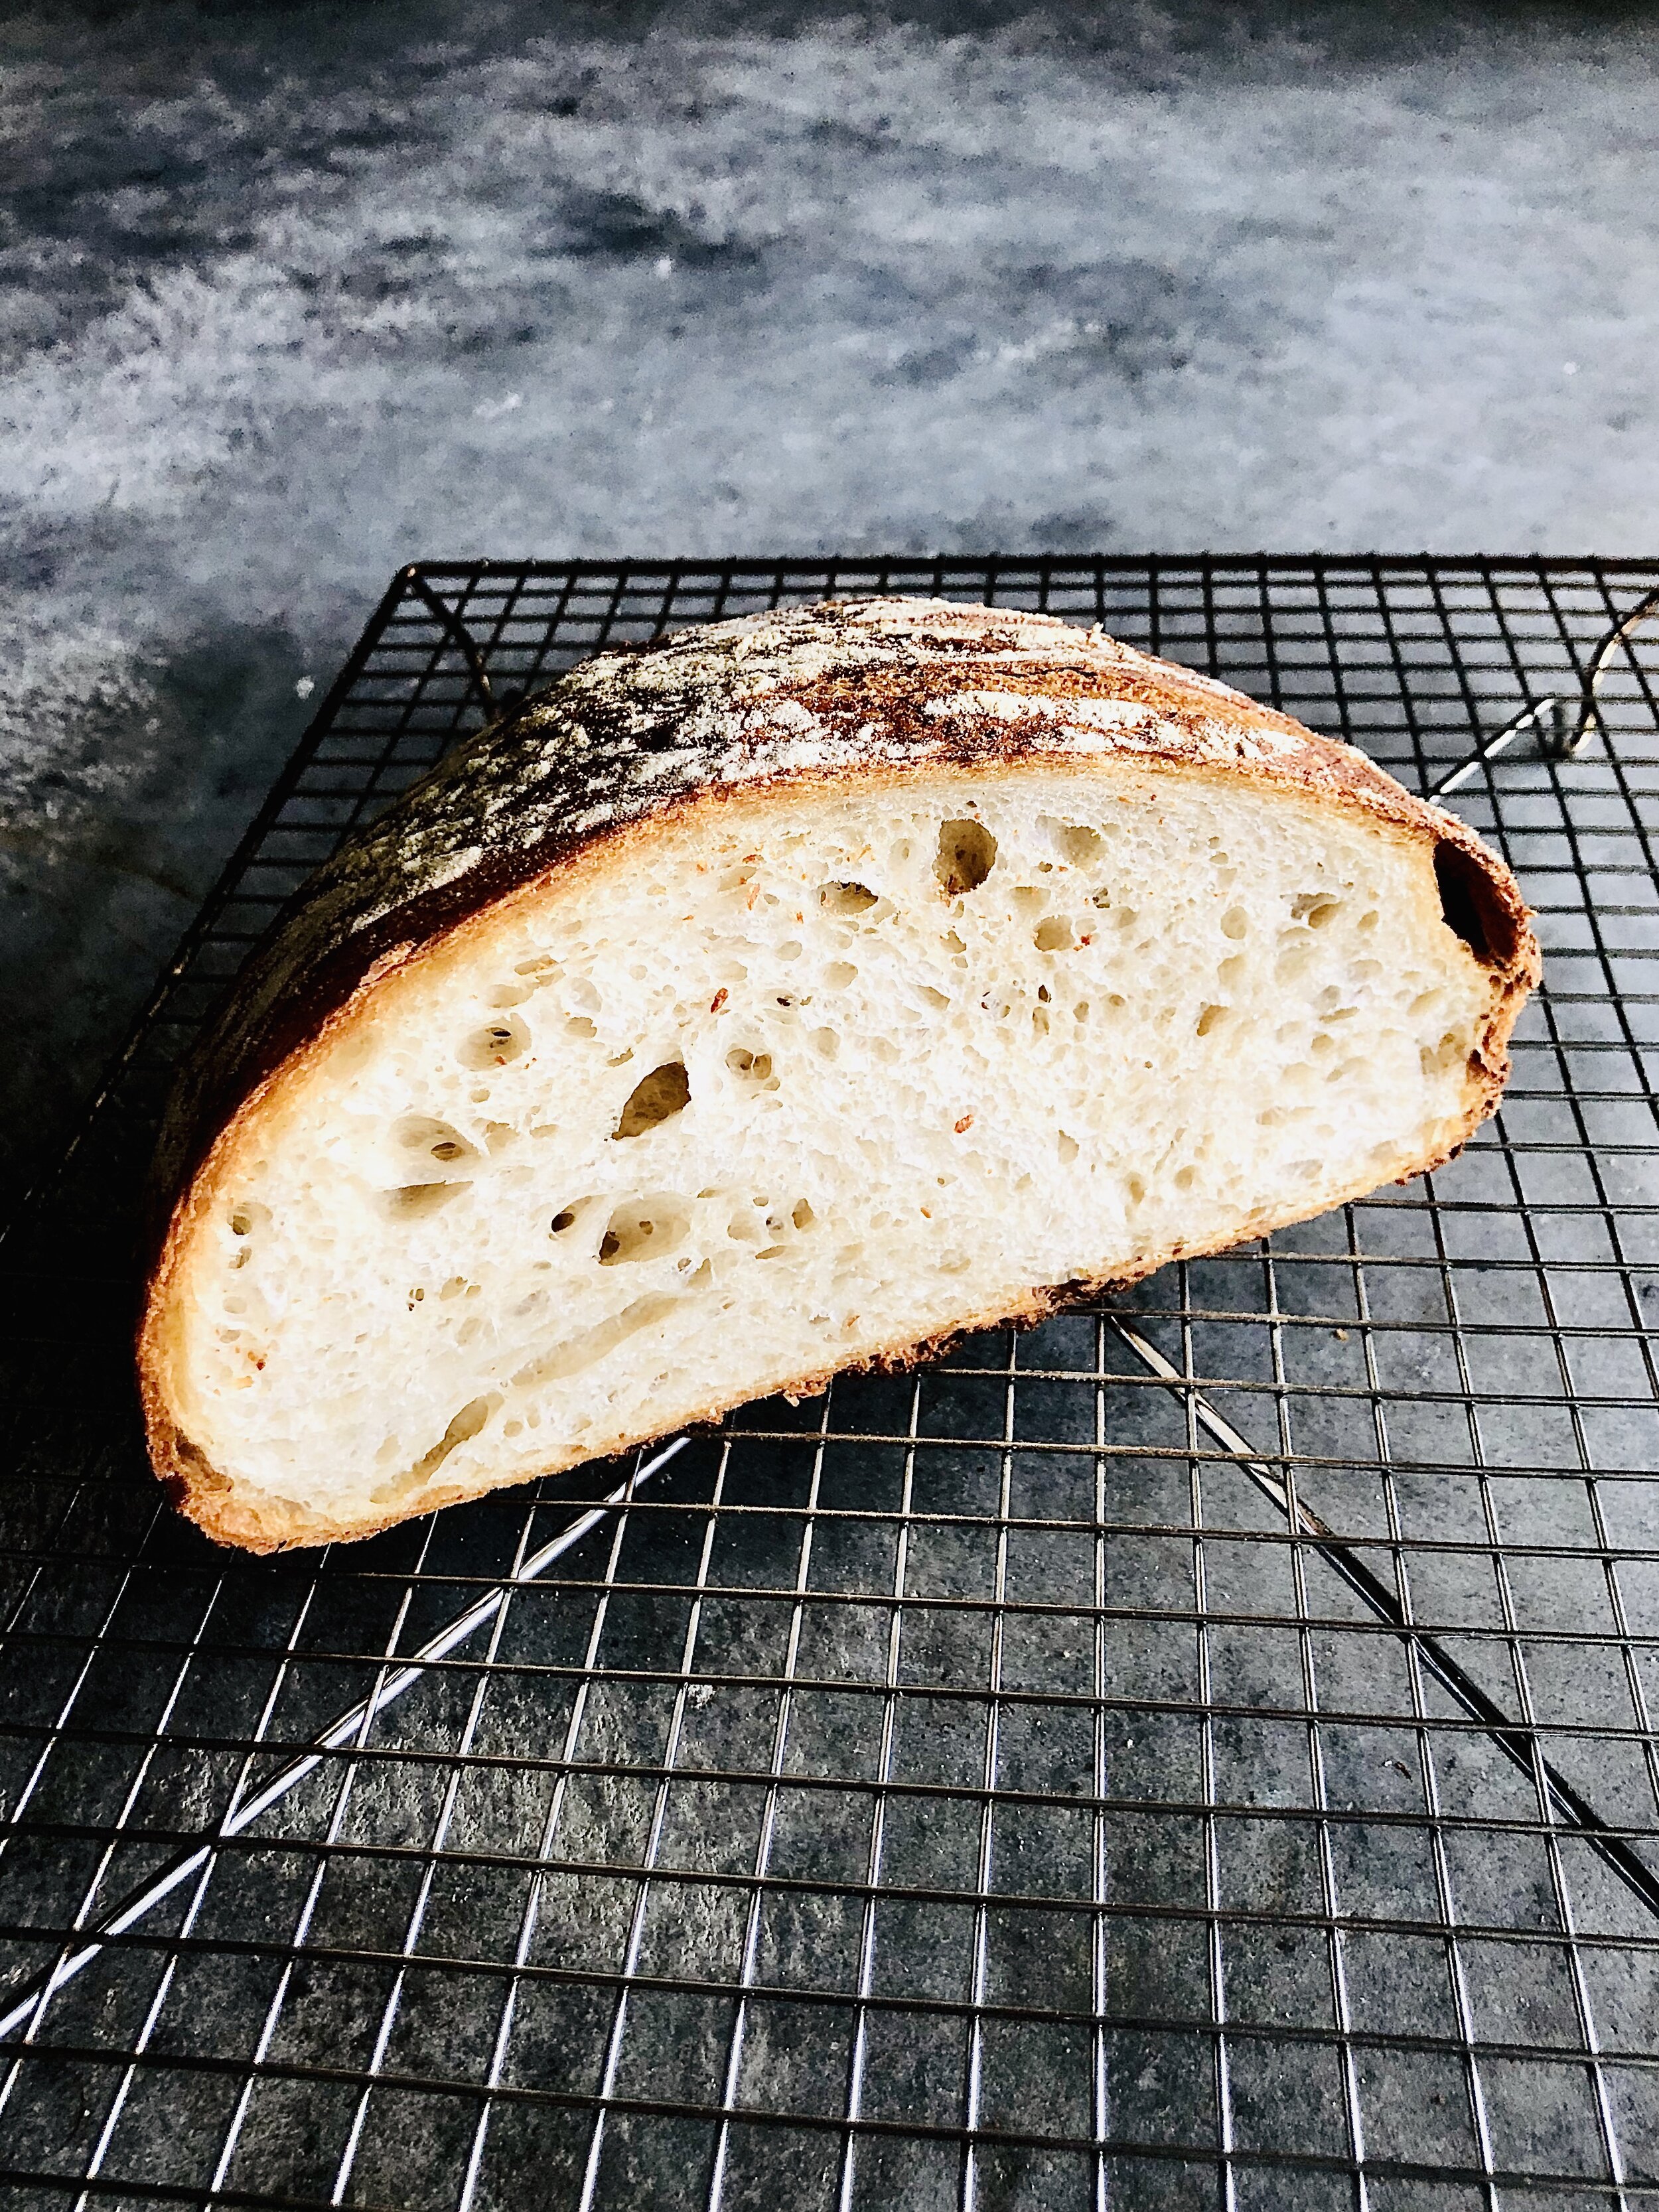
xmin=1 ymin=557 xmax=1658 ymax=2209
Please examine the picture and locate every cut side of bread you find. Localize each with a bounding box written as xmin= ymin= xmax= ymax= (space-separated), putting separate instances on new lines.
xmin=139 ymin=598 xmax=1538 ymax=1551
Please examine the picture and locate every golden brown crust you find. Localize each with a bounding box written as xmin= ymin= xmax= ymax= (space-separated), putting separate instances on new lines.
xmin=139 ymin=598 xmax=1541 ymax=1552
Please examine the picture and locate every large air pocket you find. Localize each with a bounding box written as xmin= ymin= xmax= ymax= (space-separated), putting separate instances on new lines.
xmin=1434 ymin=841 xmax=1520 ymax=969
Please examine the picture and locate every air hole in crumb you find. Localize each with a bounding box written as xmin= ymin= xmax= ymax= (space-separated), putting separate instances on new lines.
xmin=1126 ymin=1172 xmax=1146 ymax=1205
xmin=228 ymin=1203 xmax=267 ymax=1237
xmin=614 ymin=1061 xmax=690 ymax=1138
xmin=459 ymin=1014 xmax=529 ymax=1069
xmin=1058 ymin=823 xmax=1104 ymax=866
xmin=1291 ymin=892 xmax=1342 ymax=929
xmin=1196 ymin=1003 xmax=1228 ymax=1036
xmin=824 ymin=961 xmax=857 ymax=989
xmin=812 ymin=1028 xmax=839 ymax=1060
xmin=792 ymin=1199 xmax=816 ymax=1229
xmin=394 ymin=1115 xmax=476 ymax=1169
xmin=1421 ymin=1028 xmax=1464 ymax=1079
xmin=1034 ymin=916 xmax=1074 ymax=953
xmin=1221 ymin=906 xmax=1249 ymax=939
xmin=599 ymin=1197 xmax=688 ymax=1265
xmin=382 ymin=1183 xmax=461 ymax=1219
xmin=935 ymin=819 xmax=997 ymax=896
xmin=565 ymin=1016 xmax=597 ymax=1039
xmin=1057 ymin=1131 xmax=1080 ymax=1164
xmin=1090 ymin=887 xmax=1112 ymax=910
xmin=727 ymin=1046 xmax=778 ymax=1089
xmin=1174 ymin=1166 xmax=1196 ymax=1190
xmin=388 ymin=1395 xmax=495 ymax=1497
xmin=550 ymin=1208 xmax=579 ymax=1233
xmin=820 ymin=880 xmax=879 ymax=915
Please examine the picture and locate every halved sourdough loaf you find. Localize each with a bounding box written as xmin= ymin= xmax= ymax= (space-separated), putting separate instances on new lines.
xmin=139 ymin=597 xmax=1538 ymax=1551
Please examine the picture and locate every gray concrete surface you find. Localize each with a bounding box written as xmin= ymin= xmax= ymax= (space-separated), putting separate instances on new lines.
xmin=0 ymin=0 xmax=1654 ymax=1179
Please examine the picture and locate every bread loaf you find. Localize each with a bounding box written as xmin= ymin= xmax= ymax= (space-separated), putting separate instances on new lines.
xmin=138 ymin=598 xmax=1538 ymax=1551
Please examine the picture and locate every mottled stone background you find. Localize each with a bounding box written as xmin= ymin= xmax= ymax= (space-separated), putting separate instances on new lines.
xmin=2 ymin=1 xmax=1655 ymax=1188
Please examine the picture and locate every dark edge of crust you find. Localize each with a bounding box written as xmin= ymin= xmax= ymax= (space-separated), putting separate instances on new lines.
xmin=137 ymin=598 xmax=1542 ymax=1552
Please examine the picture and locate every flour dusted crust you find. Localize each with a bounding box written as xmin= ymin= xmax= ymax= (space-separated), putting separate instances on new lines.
xmin=139 ymin=598 xmax=1539 ymax=1550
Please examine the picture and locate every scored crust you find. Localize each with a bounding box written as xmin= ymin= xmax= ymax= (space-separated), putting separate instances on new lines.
xmin=139 ymin=598 xmax=1541 ymax=1551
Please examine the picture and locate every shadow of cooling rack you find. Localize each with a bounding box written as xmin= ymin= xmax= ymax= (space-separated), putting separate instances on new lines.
xmin=2 ymin=557 xmax=1659 ymax=2210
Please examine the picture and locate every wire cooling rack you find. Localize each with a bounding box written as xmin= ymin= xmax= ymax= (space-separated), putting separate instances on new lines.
xmin=3 ymin=556 xmax=1659 ymax=2211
